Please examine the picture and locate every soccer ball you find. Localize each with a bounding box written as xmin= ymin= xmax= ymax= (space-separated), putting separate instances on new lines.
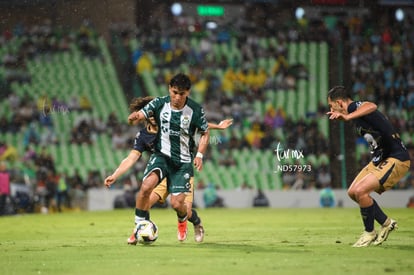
xmin=135 ymin=220 xmax=158 ymax=244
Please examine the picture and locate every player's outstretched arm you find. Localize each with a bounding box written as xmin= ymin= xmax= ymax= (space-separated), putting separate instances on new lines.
xmin=208 ymin=118 xmax=233 ymax=130
xmin=104 ymin=150 xmax=141 ymax=188
xmin=327 ymin=102 xmax=377 ymax=121
xmin=347 ymin=101 xmax=377 ymax=120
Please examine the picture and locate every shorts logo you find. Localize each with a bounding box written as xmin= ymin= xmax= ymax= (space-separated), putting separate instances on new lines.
xmin=185 ymin=181 xmax=191 ymax=189
xmin=184 ymin=173 xmax=190 ymax=180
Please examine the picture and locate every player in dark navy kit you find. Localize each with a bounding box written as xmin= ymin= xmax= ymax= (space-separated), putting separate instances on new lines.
xmin=327 ymin=86 xmax=410 ymax=247
xmin=104 ymin=96 xmax=233 ymax=244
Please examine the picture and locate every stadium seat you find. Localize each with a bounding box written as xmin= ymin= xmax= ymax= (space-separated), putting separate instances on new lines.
xmin=275 ymin=89 xmax=286 ymax=108
xmin=288 ymin=42 xmax=298 ymax=65
xmin=318 ymin=43 xmax=329 ymax=101
xmin=309 ymin=47 xmax=320 ymax=107
xmin=296 ymin=79 xmax=307 ymax=119
xmin=318 ymin=154 xmax=329 ymax=166
xmin=285 ymin=90 xmax=297 ymax=120
xmin=298 ymin=42 xmax=307 ymax=65
xmin=318 ymin=117 xmax=329 ymax=138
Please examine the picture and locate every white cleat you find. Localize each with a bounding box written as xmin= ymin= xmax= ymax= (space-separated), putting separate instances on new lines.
xmin=373 ymin=219 xmax=398 ymax=246
xmin=352 ymin=230 xmax=377 ymax=247
xmin=194 ymin=224 xmax=205 ymax=243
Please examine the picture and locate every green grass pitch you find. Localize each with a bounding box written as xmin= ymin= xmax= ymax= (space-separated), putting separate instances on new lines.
xmin=1 ymin=208 xmax=413 ymax=275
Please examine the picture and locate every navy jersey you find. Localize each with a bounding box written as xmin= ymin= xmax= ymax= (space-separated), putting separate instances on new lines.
xmin=133 ymin=126 xmax=156 ymax=153
xmin=348 ymin=101 xmax=409 ymax=161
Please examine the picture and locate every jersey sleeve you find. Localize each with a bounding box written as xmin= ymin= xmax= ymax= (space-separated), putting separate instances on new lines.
xmin=133 ymin=127 xmax=157 ymax=153
xmin=141 ymin=97 xmax=161 ymax=119
xmin=132 ymin=131 xmax=146 ymax=153
xmin=347 ymin=101 xmax=361 ymax=113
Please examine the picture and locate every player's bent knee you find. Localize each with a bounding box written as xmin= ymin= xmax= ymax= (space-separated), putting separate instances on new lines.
xmin=139 ymin=186 xmax=154 ymax=197
xmin=347 ymin=188 xmax=356 ymax=198
xmin=169 ymin=200 xmax=180 ymax=210
xmin=170 ymin=197 xmax=185 ymax=211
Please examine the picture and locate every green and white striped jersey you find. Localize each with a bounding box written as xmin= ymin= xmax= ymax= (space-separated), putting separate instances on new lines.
xmin=141 ymin=96 xmax=208 ymax=164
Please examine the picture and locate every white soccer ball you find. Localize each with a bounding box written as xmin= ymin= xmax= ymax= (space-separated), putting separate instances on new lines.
xmin=135 ymin=220 xmax=158 ymax=244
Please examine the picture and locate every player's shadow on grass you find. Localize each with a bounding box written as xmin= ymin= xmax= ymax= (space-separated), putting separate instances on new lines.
xmin=379 ymin=245 xmax=414 ymax=251
xmin=158 ymin=242 xmax=314 ymax=254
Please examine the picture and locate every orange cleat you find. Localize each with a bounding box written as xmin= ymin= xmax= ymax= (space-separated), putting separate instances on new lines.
xmin=177 ymin=220 xmax=188 ymax=242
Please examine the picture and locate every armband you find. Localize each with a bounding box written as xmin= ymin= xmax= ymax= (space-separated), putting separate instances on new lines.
xmin=196 ymin=152 xmax=203 ymax=159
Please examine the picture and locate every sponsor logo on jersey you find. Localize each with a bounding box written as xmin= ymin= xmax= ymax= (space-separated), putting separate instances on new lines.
xmin=161 ymin=111 xmax=170 ymax=120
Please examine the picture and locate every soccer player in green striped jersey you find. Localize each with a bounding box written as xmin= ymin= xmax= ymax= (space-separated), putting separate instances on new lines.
xmin=127 ymin=73 xmax=210 ymax=242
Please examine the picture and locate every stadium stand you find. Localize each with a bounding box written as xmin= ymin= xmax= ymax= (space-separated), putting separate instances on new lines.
xmin=0 ymin=23 xmax=137 ymax=213
xmin=1 ymin=3 xmax=413 ymax=215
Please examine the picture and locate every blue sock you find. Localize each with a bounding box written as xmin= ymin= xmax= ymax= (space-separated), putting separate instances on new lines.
xmin=372 ymin=199 xmax=387 ymax=225
xmin=360 ymin=203 xmax=375 ymax=232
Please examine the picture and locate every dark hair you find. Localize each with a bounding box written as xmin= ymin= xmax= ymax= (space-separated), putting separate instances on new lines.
xmin=327 ymin=86 xmax=352 ymax=101
xmin=169 ymin=73 xmax=191 ymax=91
xmin=129 ymin=96 xmax=155 ymax=112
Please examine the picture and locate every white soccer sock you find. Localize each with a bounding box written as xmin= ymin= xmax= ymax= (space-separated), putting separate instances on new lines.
xmin=135 ymin=216 xmax=145 ymax=224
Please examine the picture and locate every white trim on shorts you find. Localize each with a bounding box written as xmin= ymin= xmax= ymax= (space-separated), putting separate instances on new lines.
xmin=143 ymin=168 xmax=164 ymax=182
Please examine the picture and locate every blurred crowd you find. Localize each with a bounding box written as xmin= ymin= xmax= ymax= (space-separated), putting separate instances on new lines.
xmin=112 ymin=5 xmax=414 ymax=191
xmin=1 ymin=5 xmax=414 ymax=214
